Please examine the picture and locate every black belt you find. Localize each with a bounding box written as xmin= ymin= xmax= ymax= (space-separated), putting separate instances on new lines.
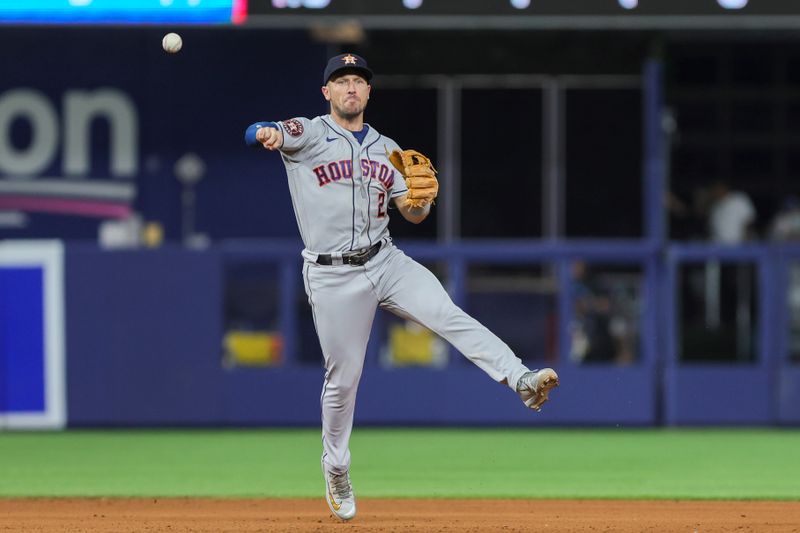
xmin=316 ymin=241 xmax=382 ymax=266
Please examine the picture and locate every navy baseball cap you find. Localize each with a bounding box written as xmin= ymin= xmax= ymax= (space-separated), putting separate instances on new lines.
xmin=323 ymin=53 xmax=373 ymax=84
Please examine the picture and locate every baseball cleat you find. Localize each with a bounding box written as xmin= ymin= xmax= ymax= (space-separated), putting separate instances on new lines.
xmin=323 ymin=468 xmax=356 ymax=521
xmin=517 ymin=368 xmax=559 ymax=412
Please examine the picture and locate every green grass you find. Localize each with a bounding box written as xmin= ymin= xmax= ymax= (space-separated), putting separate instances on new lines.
xmin=0 ymin=428 xmax=798 ymax=499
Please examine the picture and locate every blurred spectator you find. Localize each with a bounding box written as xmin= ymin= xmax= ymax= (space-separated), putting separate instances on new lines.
xmin=689 ymin=179 xmax=758 ymax=361
xmin=706 ymin=179 xmax=756 ymax=244
xmin=768 ymin=196 xmax=800 ymax=241
xmin=570 ymin=261 xmax=635 ymax=365
xmin=769 ymin=195 xmax=800 ymax=361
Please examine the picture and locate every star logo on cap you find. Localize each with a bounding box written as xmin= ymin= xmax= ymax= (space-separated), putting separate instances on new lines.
xmin=342 ymin=54 xmax=357 ymax=65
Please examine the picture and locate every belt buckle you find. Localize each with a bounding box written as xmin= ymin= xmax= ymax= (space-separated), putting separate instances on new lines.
xmin=348 ymin=247 xmax=370 ymax=266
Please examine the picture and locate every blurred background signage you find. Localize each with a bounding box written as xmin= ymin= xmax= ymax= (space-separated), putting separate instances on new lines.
xmin=251 ymin=0 xmax=796 ymax=16
xmin=0 ymin=0 xmax=244 ymax=24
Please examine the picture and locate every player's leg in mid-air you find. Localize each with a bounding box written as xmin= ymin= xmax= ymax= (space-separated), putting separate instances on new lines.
xmin=302 ymin=262 xmax=378 ymax=521
xmin=373 ymin=245 xmax=559 ymax=410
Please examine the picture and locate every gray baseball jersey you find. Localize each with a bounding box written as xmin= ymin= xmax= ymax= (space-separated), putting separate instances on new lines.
xmin=247 ymin=113 xmax=531 ymax=482
xmin=252 ymin=114 xmax=407 ymax=257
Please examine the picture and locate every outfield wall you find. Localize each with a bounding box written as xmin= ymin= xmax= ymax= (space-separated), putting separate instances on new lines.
xmin=3 ymin=240 xmax=799 ymax=428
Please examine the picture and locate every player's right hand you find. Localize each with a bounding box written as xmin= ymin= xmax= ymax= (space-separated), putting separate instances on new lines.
xmin=256 ymin=126 xmax=283 ymax=151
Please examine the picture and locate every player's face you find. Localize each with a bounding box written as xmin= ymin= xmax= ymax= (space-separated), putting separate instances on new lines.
xmin=322 ymin=74 xmax=371 ymax=120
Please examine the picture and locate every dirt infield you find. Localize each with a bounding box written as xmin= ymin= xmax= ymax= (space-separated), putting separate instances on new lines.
xmin=2 ymin=498 xmax=799 ymax=532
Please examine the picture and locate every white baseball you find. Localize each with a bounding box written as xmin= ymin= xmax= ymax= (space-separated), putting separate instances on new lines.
xmin=162 ymin=32 xmax=183 ymax=54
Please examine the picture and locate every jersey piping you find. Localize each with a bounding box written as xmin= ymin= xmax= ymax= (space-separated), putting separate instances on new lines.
xmin=321 ymin=117 xmax=357 ymax=251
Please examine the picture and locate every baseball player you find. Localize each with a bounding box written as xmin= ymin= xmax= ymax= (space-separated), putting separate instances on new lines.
xmin=244 ymin=53 xmax=559 ymax=521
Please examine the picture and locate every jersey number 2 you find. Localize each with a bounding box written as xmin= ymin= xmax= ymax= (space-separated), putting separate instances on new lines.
xmin=377 ymin=191 xmax=386 ymax=218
